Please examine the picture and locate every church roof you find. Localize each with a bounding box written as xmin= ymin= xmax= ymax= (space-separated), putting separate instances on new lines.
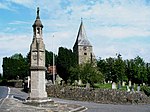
xmin=33 ymin=7 xmax=43 ymax=28
xmin=75 ymin=19 xmax=92 ymax=46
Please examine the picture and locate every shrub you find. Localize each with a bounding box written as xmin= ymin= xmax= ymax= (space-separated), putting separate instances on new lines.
xmin=1 ymin=79 xmax=8 ymax=86
xmin=141 ymin=86 xmax=150 ymax=97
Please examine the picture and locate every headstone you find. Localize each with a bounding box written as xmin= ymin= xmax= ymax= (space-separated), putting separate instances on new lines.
xmin=112 ymin=82 xmax=116 ymax=89
xmin=133 ymin=83 xmax=136 ymax=87
xmin=86 ymin=82 xmax=90 ymax=89
xmin=118 ymin=82 xmax=121 ymax=89
xmin=78 ymin=80 xmax=82 ymax=85
xmin=137 ymin=84 xmax=140 ymax=92
xmin=129 ymin=81 xmax=132 ymax=87
xmin=122 ymin=81 xmax=125 ymax=86
xmin=143 ymin=83 xmax=145 ymax=86
xmin=55 ymin=75 xmax=63 ymax=85
xmin=103 ymin=81 xmax=106 ymax=84
xmin=74 ymin=80 xmax=78 ymax=86
xmin=127 ymin=86 xmax=130 ymax=92
xmin=131 ymin=85 xmax=134 ymax=92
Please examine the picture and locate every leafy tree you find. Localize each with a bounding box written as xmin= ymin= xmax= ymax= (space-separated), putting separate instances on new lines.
xmin=103 ymin=57 xmax=115 ymax=82
xmin=133 ymin=56 xmax=147 ymax=83
xmin=69 ymin=65 xmax=80 ymax=84
xmin=56 ymin=47 xmax=77 ymax=83
xmin=80 ymin=62 xmax=104 ymax=87
xmin=3 ymin=53 xmax=29 ymax=80
xmin=97 ymin=55 xmax=149 ymax=84
xmin=146 ymin=63 xmax=150 ymax=85
xmin=97 ymin=58 xmax=106 ymax=78
xmin=114 ymin=54 xmax=127 ymax=83
xmin=70 ymin=62 xmax=104 ymax=87
xmin=125 ymin=59 xmax=134 ymax=82
xmin=45 ymin=50 xmax=57 ymax=67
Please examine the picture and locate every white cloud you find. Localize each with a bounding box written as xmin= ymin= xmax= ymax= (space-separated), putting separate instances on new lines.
xmin=9 ymin=20 xmax=30 ymax=25
xmin=0 ymin=33 xmax=32 ymax=73
xmin=6 ymin=0 xmax=35 ymax=8
xmin=0 ymin=2 xmax=9 ymax=9
xmin=0 ymin=34 xmax=31 ymax=53
xmin=90 ymin=26 xmax=150 ymax=39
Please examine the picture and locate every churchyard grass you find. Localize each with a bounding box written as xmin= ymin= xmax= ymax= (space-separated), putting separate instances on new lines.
xmin=94 ymin=83 xmax=112 ymax=89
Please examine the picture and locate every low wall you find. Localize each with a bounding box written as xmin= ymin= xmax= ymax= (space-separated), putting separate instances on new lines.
xmin=0 ymin=80 xmax=23 ymax=88
xmin=46 ymin=85 xmax=150 ymax=104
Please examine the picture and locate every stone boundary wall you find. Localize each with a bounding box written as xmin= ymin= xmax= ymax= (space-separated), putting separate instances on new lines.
xmin=0 ymin=80 xmax=23 ymax=88
xmin=46 ymin=85 xmax=150 ymax=104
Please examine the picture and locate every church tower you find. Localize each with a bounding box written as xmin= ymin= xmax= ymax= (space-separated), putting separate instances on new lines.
xmin=73 ymin=19 xmax=95 ymax=65
xmin=30 ymin=7 xmax=47 ymax=100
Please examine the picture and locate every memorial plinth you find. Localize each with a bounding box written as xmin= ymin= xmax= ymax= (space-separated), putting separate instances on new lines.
xmin=28 ymin=7 xmax=48 ymax=101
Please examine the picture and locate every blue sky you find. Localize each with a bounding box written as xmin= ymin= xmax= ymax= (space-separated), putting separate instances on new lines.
xmin=0 ymin=0 xmax=150 ymax=73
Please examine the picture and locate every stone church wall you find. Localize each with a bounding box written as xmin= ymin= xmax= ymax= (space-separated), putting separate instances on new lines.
xmin=46 ymin=85 xmax=150 ymax=104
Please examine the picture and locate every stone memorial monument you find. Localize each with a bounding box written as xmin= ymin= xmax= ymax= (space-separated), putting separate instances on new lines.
xmin=29 ymin=7 xmax=47 ymax=100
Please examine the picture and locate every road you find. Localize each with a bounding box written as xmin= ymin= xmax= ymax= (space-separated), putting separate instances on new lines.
xmin=0 ymin=86 xmax=9 ymax=99
xmin=0 ymin=86 xmax=150 ymax=112
xmin=52 ymin=98 xmax=150 ymax=112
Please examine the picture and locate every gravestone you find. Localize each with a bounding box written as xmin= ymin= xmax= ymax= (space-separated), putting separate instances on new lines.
xmin=78 ymin=80 xmax=82 ymax=85
xmin=127 ymin=86 xmax=130 ymax=92
xmin=86 ymin=82 xmax=90 ymax=89
xmin=137 ymin=85 xmax=140 ymax=92
xmin=55 ymin=75 xmax=63 ymax=85
xmin=122 ymin=81 xmax=125 ymax=86
xmin=117 ymin=82 xmax=121 ymax=89
xmin=131 ymin=85 xmax=134 ymax=92
xmin=129 ymin=81 xmax=132 ymax=87
xmin=112 ymin=82 xmax=116 ymax=89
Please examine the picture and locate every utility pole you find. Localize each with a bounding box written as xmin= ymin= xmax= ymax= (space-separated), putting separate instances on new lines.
xmin=52 ymin=35 xmax=55 ymax=85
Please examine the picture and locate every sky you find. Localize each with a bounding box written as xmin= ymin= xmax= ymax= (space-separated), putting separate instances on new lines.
xmin=0 ymin=0 xmax=150 ymax=73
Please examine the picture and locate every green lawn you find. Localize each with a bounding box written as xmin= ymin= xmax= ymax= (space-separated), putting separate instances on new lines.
xmin=94 ymin=83 xmax=112 ymax=89
xmin=94 ymin=83 xmax=129 ymax=91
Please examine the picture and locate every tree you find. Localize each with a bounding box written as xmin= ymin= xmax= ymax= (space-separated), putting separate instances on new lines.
xmin=56 ymin=47 xmax=77 ymax=83
xmin=104 ymin=57 xmax=115 ymax=82
xmin=3 ymin=53 xmax=29 ymax=80
xmin=133 ymin=56 xmax=147 ymax=83
xmin=146 ymin=63 xmax=150 ymax=85
xmin=125 ymin=59 xmax=134 ymax=82
xmin=70 ymin=62 xmax=104 ymax=87
xmin=114 ymin=54 xmax=127 ymax=83
xmin=45 ymin=50 xmax=57 ymax=67
xmin=97 ymin=58 xmax=106 ymax=78
xmin=69 ymin=65 xmax=80 ymax=84
xmin=80 ymin=62 xmax=104 ymax=87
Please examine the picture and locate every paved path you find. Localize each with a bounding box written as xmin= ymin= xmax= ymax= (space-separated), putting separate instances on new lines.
xmin=0 ymin=87 xmax=86 ymax=112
